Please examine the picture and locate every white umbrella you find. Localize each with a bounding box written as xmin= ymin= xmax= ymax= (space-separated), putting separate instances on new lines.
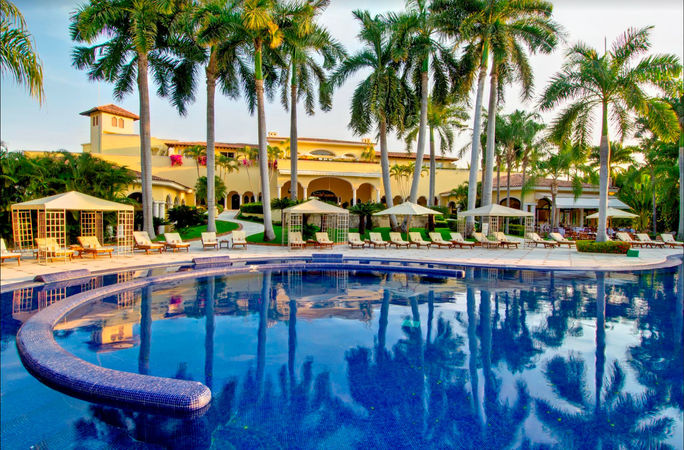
xmin=586 ymin=207 xmax=638 ymax=219
xmin=374 ymin=201 xmax=441 ymax=238
xmin=458 ymin=203 xmax=533 ymax=217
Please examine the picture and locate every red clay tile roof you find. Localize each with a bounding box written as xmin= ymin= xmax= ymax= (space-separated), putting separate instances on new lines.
xmin=80 ymin=104 xmax=140 ymax=120
xmin=164 ymin=141 xmax=257 ymax=149
xmin=268 ymin=136 xmax=374 ymax=146
xmin=128 ymin=170 xmax=192 ymax=190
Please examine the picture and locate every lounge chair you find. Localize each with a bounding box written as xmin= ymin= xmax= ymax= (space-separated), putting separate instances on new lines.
xmin=315 ymin=232 xmax=334 ymax=249
xmin=77 ymin=235 xmax=114 ymax=258
xmin=348 ymin=232 xmax=365 ymax=248
xmin=201 ymin=232 xmax=218 ymax=250
xmin=636 ymin=233 xmax=665 ymax=248
xmin=615 ymin=232 xmax=645 ymax=248
xmin=493 ymin=232 xmax=520 ymax=248
xmin=163 ymin=232 xmax=190 ymax=252
xmin=35 ymin=237 xmax=75 ymax=261
xmin=449 ymin=232 xmax=475 ymax=249
xmin=661 ymin=233 xmax=684 ymax=248
xmin=133 ymin=231 xmax=165 ymax=254
xmin=231 ymin=230 xmax=248 ymax=249
xmin=389 ymin=232 xmax=410 ymax=248
xmin=473 ymin=232 xmax=501 ymax=248
xmin=549 ymin=232 xmax=576 ymax=248
xmin=0 ymin=239 xmax=21 ymax=265
xmin=525 ymin=232 xmax=558 ymax=248
xmin=369 ymin=232 xmax=389 ymax=248
xmin=409 ymin=232 xmax=431 ymax=249
xmin=429 ymin=232 xmax=453 ymax=248
xmin=288 ymin=232 xmax=306 ymax=249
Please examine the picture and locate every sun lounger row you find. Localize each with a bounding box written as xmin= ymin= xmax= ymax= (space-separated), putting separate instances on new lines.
xmin=349 ymin=232 xmax=479 ymax=249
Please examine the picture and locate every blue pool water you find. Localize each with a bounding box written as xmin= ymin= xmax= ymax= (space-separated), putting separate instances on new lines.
xmin=2 ymin=264 xmax=683 ymax=449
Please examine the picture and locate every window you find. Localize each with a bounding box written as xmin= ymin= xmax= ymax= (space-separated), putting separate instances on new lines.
xmin=310 ymin=149 xmax=335 ymax=157
xmin=112 ymin=117 xmax=117 ymax=127
xmin=227 ymin=152 xmax=235 ymax=158
xmin=92 ymin=116 xmax=98 ymax=126
xmin=119 ymin=118 xmax=124 ymax=128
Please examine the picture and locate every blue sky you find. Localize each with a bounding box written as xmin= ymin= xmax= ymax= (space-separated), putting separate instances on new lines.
xmin=2 ymin=0 xmax=682 ymax=166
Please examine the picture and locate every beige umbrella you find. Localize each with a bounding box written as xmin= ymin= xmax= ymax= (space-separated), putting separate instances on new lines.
xmin=585 ymin=207 xmax=638 ymax=219
xmin=374 ymin=201 xmax=441 ymax=238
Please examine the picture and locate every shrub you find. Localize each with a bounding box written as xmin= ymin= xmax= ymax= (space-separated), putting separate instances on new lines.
xmin=508 ymin=224 xmax=525 ymax=237
xmin=575 ymin=240 xmax=631 ymax=254
xmin=167 ymin=205 xmax=206 ymax=229
xmin=302 ymin=223 xmax=320 ymax=241
xmin=240 ymin=202 xmax=263 ymax=214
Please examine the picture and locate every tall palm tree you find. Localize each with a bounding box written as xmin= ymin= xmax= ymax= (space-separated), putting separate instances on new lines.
xmin=182 ymin=144 xmax=206 ymax=178
xmin=535 ymin=144 xmax=580 ymax=228
xmin=278 ymin=0 xmax=345 ymax=202
xmin=403 ymin=96 xmax=467 ymax=207
xmin=332 ymin=10 xmax=414 ymax=229
xmin=71 ymin=0 xmax=194 ymax=239
xmin=1 ymin=0 xmax=44 ymax=103
xmin=390 ymin=0 xmax=460 ymax=204
xmin=661 ymin=87 xmax=683 ymax=239
xmin=539 ymin=27 xmax=681 ymax=241
xmin=478 ymin=0 xmax=559 ymax=210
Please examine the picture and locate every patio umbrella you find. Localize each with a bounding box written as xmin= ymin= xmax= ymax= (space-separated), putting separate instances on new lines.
xmin=374 ymin=201 xmax=441 ymax=238
xmin=585 ymin=207 xmax=638 ymax=219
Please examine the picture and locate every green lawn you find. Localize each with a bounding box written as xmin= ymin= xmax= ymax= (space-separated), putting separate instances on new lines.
xmin=155 ymin=220 xmax=240 ymax=241
xmin=246 ymin=224 xmax=283 ymax=244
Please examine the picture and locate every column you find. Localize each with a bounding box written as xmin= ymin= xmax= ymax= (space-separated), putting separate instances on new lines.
xmin=302 ymin=186 xmax=307 ymax=200
xmin=352 ymin=187 xmax=357 ymax=205
xmin=579 ymin=208 xmax=584 ymax=227
xmin=277 ymin=186 xmax=282 ymax=199
xmin=159 ymin=202 xmax=165 ymax=219
xmin=224 ymin=195 xmax=227 ymax=210
xmin=375 ymin=187 xmax=381 ymax=203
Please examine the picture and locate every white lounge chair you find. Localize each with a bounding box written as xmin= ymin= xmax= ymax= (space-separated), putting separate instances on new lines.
xmin=231 ymin=230 xmax=248 ymax=249
xmin=429 ymin=232 xmax=453 ymax=248
xmin=409 ymin=232 xmax=431 ymax=248
xmin=389 ymin=232 xmax=410 ymax=248
xmin=525 ymin=232 xmax=558 ymax=248
xmin=369 ymin=232 xmax=389 ymax=248
xmin=615 ymin=232 xmax=645 ymax=248
xmin=661 ymin=233 xmax=684 ymax=248
xmin=0 ymin=239 xmax=21 ymax=265
xmin=35 ymin=237 xmax=75 ymax=261
xmin=549 ymin=232 xmax=576 ymax=248
xmin=289 ymin=231 xmax=306 ymax=249
xmin=315 ymin=232 xmax=334 ymax=249
xmin=449 ymin=232 xmax=475 ymax=249
xmin=133 ymin=231 xmax=165 ymax=254
xmin=636 ymin=233 xmax=665 ymax=248
xmin=163 ymin=232 xmax=191 ymax=252
xmin=78 ymin=235 xmax=115 ymax=258
xmin=348 ymin=232 xmax=365 ymax=248
xmin=201 ymin=232 xmax=218 ymax=250
xmin=473 ymin=232 xmax=501 ymax=248
xmin=493 ymin=232 xmax=520 ymax=248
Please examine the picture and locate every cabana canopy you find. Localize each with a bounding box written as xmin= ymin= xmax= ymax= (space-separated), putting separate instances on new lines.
xmin=11 ymin=191 xmax=133 ymax=212
xmin=458 ymin=203 xmax=533 ymax=217
xmin=586 ymin=207 xmax=638 ymax=219
xmin=282 ymin=198 xmax=349 ymax=248
xmin=282 ymin=198 xmax=348 ymax=215
xmin=374 ymin=201 xmax=441 ymax=217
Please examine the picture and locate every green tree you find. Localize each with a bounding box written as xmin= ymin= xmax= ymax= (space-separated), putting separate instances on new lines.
xmin=534 ymin=144 xmax=581 ymax=228
xmin=332 ymin=10 xmax=414 ymax=229
xmin=539 ymin=26 xmax=681 ymax=241
xmin=71 ymin=0 xmax=194 ymax=239
xmin=195 ymin=175 xmax=227 ymax=207
xmin=615 ymin=167 xmax=652 ymax=231
xmin=349 ymin=201 xmax=381 ymax=235
xmin=182 ymin=144 xmax=206 ymax=177
xmin=0 ymin=0 xmax=44 ymax=103
xmin=278 ymin=0 xmax=345 ymax=202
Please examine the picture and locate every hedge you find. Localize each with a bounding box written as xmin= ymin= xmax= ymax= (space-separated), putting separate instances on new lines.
xmin=240 ymin=202 xmax=263 ymax=214
xmin=575 ymin=240 xmax=631 ymax=254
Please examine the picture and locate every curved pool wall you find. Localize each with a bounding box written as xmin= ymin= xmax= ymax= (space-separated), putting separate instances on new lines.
xmin=16 ymin=257 xmax=465 ymax=415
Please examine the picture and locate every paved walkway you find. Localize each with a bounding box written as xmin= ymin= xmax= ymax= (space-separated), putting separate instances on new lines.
xmin=1 ymin=241 xmax=681 ymax=287
xmin=218 ymin=210 xmax=264 ymax=237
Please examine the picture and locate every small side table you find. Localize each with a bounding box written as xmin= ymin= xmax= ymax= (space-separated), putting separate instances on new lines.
xmin=69 ymin=245 xmax=85 ymax=259
xmin=219 ymin=238 xmax=232 ymax=249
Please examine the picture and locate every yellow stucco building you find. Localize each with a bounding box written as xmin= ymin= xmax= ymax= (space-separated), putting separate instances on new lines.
xmin=79 ymin=104 xmax=470 ymax=218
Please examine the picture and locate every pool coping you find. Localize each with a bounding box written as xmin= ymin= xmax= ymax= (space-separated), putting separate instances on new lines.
xmin=16 ymin=260 xmax=468 ymax=416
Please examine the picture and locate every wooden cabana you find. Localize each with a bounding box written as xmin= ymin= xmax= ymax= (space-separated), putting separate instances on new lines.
xmin=458 ymin=203 xmax=534 ymax=238
xmin=282 ymin=199 xmax=349 ymax=248
xmin=11 ymin=191 xmax=134 ymax=262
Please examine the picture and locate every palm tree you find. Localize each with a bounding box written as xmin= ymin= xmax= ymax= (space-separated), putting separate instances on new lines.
xmin=535 ymin=144 xmax=581 ymax=228
xmin=182 ymin=145 xmax=206 ymax=178
xmin=390 ymin=0 xmax=460 ymax=204
xmin=349 ymin=201 xmax=381 ymax=235
xmin=332 ymin=10 xmax=414 ymax=229
xmin=661 ymin=88 xmax=683 ymax=239
xmin=403 ymin=96 xmax=467 ymax=207
xmin=278 ymin=0 xmax=345 ymax=202
xmin=539 ymin=26 xmax=681 ymax=241
xmin=71 ymin=0 xmax=193 ymax=239
xmin=477 ymin=0 xmax=559 ymax=210
xmin=1 ymin=0 xmax=44 ymax=103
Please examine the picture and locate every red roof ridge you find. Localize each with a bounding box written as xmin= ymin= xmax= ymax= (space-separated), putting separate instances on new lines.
xmin=80 ymin=104 xmax=139 ymax=120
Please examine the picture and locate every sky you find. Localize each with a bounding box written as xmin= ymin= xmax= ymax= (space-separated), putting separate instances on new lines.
xmin=2 ymin=0 xmax=683 ymax=168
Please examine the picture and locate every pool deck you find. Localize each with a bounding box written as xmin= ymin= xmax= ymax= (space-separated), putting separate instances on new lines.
xmin=1 ymin=240 xmax=681 ymax=286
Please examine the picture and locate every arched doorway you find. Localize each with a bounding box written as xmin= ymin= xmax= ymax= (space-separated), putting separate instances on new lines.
xmin=280 ymin=181 xmax=304 ymax=200
xmin=536 ymin=198 xmax=551 ymax=224
xmin=127 ymin=192 xmax=142 ymax=205
xmin=228 ymin=192 xmax=240 ymax=210
xmin=393 ymin=195 xmax=403 ymax=205
xmin=417 ymin=196 xmax=427 ymax=206
xmin=356 ymin=182 xmax=376 ymax=203
xmin=243 ymin=191 xmax=255 ymax=204
xmin=306 ymin=177 xmax=353 ymax=205
xmin=500 ymin=197 xmax=521 ymax=209
xmin=310 ymin=189 xmax=337 ymax=203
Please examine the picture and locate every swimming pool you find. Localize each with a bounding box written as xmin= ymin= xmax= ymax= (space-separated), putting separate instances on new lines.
xmin=2 ymin=260 xmax=683 ymax=449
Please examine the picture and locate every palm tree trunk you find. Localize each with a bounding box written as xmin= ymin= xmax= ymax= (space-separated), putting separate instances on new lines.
xmin=482 ymin=66 xmax=498 ymax=207
xmin=380 ymin=116 xmax=398 ymax=229
xmin=137 ymin=53 xmax=155 ymax=238
xmin=551 ymin=187 xmax=557 ymax=229
xmin=204 ymin=278 xmax=215 ymax=389
xmin=255 ymin=41 xmax=275 ymax=241
xmin=409 ymin=67 xmax=429 ymax=203
xmin=596 ymin=102 xmax=611 ymax=242
xmin=651 ymin=166 xmax=656 ymax=235
xmin=678 ymin=143 xmax=683 ymax=240
xmin=506 ymin=161 xmax=511 ymax=234
xmin=595 ymin=272 xmax=606 ymax=417
xmin=467 ymin=49 xmax=488 ymax=235
xmin=290 ymin=63 xmax=298 ymax=202
xmin=138 ymin=286 xmax=151 ymax=375
xmin=496 ymin=157 xmax=501 ymax=203
xmin=428 ymin=126 xmax=435 ymax=207
xmin=206 ymin=50 xmax=217 ymax=233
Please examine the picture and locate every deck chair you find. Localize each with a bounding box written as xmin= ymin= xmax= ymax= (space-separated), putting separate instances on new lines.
xmin=77 ymin=236 xmax=114 ymax=258
xmin=615 ymin=232 xmax=645 ymax=248
xmin=0 ymin=239 xmax=21 ymax=265
xmin=369 ymin=232 xmax=389 ymax=248
xmin=549 ymin=232 xmax=576 ymax=248
xmin=163 ymin=232 xmax=190 ymax=252
xmin=409 ymin=232 xmax=431 ymax=248
xmin=636 ymin=233 xmax=665 ymax=248
xmin=493 ymin=232 xmax=520 ymax=248
xmin=348 ymin=232 xmax=365 ymax=248
xmin=429 ymin=232 xmax=453 ymax=248
xmin=288 ymin=232 xmax=306 ymax=249
xmin=133 ymin=231 xmax=165 ymax=254
xmin=389 ymin=232 xmax=410 ymax=248
xmin=449 ymin=232 xmax=475 ymax=249
xmin=231 ymin=231 xmax=248 ymax=249
xmin=525 ymin=232 xmax=558 ymax=248
xmin=35 ymin=237 xmax=74 ymax=261
xmin=315 ymin=232 xmax=334 ymax=249
xmin=201 ymin=232 xmax=218 ymax=250
xmin=472 ymin=232 xmax=501 ymax=248
xmin=661 ymin=233 xmax=684 ymax=248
